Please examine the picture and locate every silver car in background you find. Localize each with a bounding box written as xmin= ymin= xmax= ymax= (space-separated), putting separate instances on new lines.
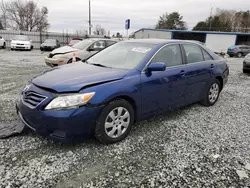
xmin=45 ymin=38 xmax=117 ymax=67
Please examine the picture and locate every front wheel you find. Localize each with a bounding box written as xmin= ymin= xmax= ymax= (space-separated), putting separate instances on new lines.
xmin=237 ymin=52 xmax=243 ymax=58
xmin=95 ymin=99 xmax=134 ymax=144
xmin=201 ymin=79 xmax=221 ymax=106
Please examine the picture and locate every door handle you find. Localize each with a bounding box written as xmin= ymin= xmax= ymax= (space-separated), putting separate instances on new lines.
xmin=179 ymin=70 xmax=186 ymax=76
xmin=210 ymin=64 xmax=215 ymax=69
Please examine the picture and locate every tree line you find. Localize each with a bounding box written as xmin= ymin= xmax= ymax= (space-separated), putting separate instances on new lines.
xmin=155 ymin=9 xmax=250 ymax=33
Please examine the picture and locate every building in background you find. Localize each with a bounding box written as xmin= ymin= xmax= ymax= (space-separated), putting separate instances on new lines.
xmin=134 ymin=28 xmax=250 ymax=53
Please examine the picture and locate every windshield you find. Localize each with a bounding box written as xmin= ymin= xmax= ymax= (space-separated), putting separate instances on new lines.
xmin=88 ymin=42 xmax=156 ymax=69
xmin=44 ymin=39 xmax=56 ymax=44
xmin=72 ymin=39 xmax=94 ymax=49
xmin=13 ymin=35 xmax=29 ymax=41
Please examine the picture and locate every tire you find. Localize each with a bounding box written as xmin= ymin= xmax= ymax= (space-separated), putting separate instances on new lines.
xmin=201 ymin=79 xmax=221 ymax=107
xmin=229 ymin=54 xmax=234 ymax=57
xmin=11 ymin=48 xmax=14 ymax=51
xmin=95 ymin=99 xmax=134 ymax=144
xmin=2 ymin=42 xmax=6 ymax=49
xmin=237 ymin=52 xmax=243 ymax=58
xmin=243 ymin=69 xmax=248 ymax=73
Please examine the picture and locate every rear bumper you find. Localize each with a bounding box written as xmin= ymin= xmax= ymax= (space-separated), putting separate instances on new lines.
xmin=11 ymin=44 xmax=31 ymax=50
xmin=16 ymin=94 xmax=103 ymax=142
xmin=227 ymin=51 xmax=237 ymax=56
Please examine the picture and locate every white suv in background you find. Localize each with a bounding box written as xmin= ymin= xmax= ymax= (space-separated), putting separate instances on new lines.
xmin=11 ymin=35 xmax=33 ymax=51
xmin=0 ymin=36 xmax=6 ymax=49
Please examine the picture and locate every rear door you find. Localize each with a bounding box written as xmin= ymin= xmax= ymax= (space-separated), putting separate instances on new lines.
xmin=182 ymin=43 xmax=213 ymax=104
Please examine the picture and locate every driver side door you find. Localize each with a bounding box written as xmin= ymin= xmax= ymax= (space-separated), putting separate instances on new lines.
xmin=140 ymin=44 xmax=187 ymax=116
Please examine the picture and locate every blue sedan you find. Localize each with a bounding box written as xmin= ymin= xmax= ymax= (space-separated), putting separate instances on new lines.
xmin=16 ymin=39 xmax=229 ymax=144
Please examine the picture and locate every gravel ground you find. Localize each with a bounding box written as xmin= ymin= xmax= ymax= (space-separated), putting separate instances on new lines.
xmin=0 ymin=49 xmax=250 ymax=188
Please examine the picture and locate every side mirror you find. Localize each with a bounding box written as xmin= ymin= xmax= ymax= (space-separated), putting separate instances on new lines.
xmin=88 ymin=47 xmax=95 ymax=51
xmin=147 ymin=62 xmax=166 ymax=72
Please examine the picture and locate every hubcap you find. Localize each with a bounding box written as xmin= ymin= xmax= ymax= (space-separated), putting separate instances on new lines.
xmin=208 ymin=83 xmax=219 ymax=103
xmin=105 ymin=107 xmax=130 ymax=139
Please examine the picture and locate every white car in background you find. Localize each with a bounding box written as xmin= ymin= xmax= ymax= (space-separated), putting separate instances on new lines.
xmin=11 ymin=35 xmax=33 ymax=51
xmin=0 ymin=36 xmax=6 ymax=49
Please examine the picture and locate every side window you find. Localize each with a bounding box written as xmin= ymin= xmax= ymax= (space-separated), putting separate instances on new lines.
xmin=90 ymin=40 xmax=106 ymax=51
xmin=183 ymin=44 xmax=204 ymax=64
xmin=202 ymin=49 xmax=213 ymax=61
xmin=106 ymin=41 xmax=116 ymax=47
xmin=150 ymin=44 xmax=183 ymax=67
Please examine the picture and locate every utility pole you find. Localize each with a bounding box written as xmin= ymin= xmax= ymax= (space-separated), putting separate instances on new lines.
xmin=89 ymin=0 xmax=91 ymax=35
xmin=209 ymin=7 xmax=213 ymax=31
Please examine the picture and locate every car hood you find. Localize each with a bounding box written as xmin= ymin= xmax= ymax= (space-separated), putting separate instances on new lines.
xmin=50 ymin=46 xmax=78 ymax=55
xmin=12 ymin=40 xmax=30 ymax=44
xmin=32 ymin=62 xmax=127 ymax=93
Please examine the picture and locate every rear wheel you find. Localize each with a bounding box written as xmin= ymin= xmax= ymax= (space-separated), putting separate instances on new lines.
xmin=201 ymin=79 xmax=221 ymax=106
xmin=95 ymin=99 xmax=134 ymax=144
xmin=237 ymin=52 xmax=243 ymax=58
xmin=2 ymin=42 xmax=6 ymax=49
xmin=229 ymin=54 xmax=234 ymax=57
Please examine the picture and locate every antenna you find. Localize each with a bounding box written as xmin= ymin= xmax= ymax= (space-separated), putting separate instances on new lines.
xmin=209 ymin=7 xmax=213 ymax=31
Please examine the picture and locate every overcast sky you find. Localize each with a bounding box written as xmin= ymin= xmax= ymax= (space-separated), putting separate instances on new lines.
xmin=33 ymin=0 xmax=250 ymax=35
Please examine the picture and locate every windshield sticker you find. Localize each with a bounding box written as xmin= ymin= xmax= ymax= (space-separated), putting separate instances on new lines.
xmin=132 ymin=47 xmax=152 ymax=53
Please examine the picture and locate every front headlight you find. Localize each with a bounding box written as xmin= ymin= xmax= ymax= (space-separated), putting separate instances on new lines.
xmin=45 ymin=92 xmax=95 ymax=110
